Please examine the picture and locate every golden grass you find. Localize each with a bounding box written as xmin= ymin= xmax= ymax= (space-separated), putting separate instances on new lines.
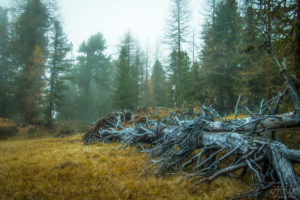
xmin=223 ymin=114 xmax=248 ymax=121
xmin=0 ymin=135 xmax=250 ymax=200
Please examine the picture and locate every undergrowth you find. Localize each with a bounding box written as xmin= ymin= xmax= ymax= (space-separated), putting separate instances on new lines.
xmin=0 ymin=134 xmax=250 ymax=200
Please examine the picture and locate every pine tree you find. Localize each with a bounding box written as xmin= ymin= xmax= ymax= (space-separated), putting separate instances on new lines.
xmin=74 ymin=33 xmax=111 ymax=122
xmin=0 ymin=7 xmax=12 ymax=117
xmin=237 ymin=1 xmax=294 ymax=105
xmin=177 ymin=51 xmax=192 ymax=106
xmin=12 ymin=0 xmax=50 ymax=124
xmin=200 ymin=0 xmax=242 ymax=113
xmin=151 ymin=59 xmax=168 ymax=107
xmin=113 ymin=46 xmax=132 ymax=110
xmin=131 ymin=49 xmax=142 ymax=108
xmin=189 ymin=61 xmax=201 ymax=104
xmin=249 ymin=0 xmax=298 ymax=93
xmin=238 ymin=4 xmax=267 ymax=108
xmin=165 ymin=0 xmax=191 ymax=106
xmin=112 ymin=32 xmax=141 ymax=110
xmin=167 ymin=50 xmax=192 ymax=107
xmin=140 ymin=48 xmax=154 ymax=108
xmin=46 ymin=19 xmax=72 ymax=125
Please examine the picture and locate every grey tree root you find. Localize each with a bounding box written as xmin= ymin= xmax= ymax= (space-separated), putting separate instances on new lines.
xmin=83 ymin=50 xmax=300 ymax=199
xmin=83 ymin=107 xmax=300 ymax=199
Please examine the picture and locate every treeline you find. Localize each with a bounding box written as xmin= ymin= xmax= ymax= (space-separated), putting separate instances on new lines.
xmin=0 ymin=0 xmax=299 ymax=125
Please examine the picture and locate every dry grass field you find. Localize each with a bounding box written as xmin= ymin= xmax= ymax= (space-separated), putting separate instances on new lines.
xmin=0 ymin=134 xmax=251 ymax=200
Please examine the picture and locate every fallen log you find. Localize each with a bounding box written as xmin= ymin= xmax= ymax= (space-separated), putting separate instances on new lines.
xmin=83 ymin=110 xmax=300 ymax=199
xmin=83 ymin=50 xmax=300 ymax=199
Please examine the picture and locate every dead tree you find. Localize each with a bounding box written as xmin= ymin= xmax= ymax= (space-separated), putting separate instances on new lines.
xmin=83 ymin=51 xmax=300 ymax=199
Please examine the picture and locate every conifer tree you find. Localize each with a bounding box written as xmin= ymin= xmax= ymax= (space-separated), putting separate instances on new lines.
xmin=236 ymin=0 xmax=294 ymax=105
xmin=74 ymin=33 xmax=111 ymax=122
xmin=189 ymin=61 xmax=201 ymax=104
xmin=113 ymin=46 xmax=132 ymax=110
xmin=238 ymin=4 xmax=267 ymax=108
xmin=12 ymin=0 xmax=50 ymax=124
xmin=200 ymin=0 xmax=242 ymax=112
xmin=151 ymin=60 xmax=168 ymax=107
xmin=113 ymin=33 xmax=141 ymax=110
xmin=0 ymin=7 xmax=12 ymax=117
xmin=167 ymin=50 xmax=192 ymax=107
xmin=140 ymin=48 xmax=154 ymax=108
xmin=165 ymin=0 xmax=191 ymax=106
xmin=46 ymin=19 xmax=72 ymax=125
xmin=177 ymin=51 xmax=192 ymax=106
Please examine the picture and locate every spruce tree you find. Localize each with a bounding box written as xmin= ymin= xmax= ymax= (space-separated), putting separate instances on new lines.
xmin=140 ymin=49 xmax=154 ymax=108
xmin=190 ymin=61 xmax=201 ymax=104
xmin=177 ymin=51 xmax=192 ymax=106
xmin=46 ymin=19 xmax=72 ymax=125
xmin=113 ymin=46 xmax=132 ymax=110
xmin=151 ymin=59 xmax=168 ymax=107
xmin=12 ymin=0 xmax=50 ymax=124
xmin=165 ymin=0 xmax=191 ymax=106
xmin=245 ymin=0 xmax=298 ymax=94
xmin=200 ymin=0 xmax=242 ymax=112
xmin=112 ymin=33 xmax=141 ymax=110
xmin=0 ymin=7 xmax=12 ymax=117
xmin=238 ymin=5 xmax=266 ymax=108
xmin=168 ymin=50 xmax=192 ymax=107
xmin=74 ymin=33 xmax=111 ymax=123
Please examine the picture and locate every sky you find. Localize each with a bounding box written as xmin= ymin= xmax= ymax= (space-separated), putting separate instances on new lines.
xmin=0 ymin=0 xmax=206 ymax=61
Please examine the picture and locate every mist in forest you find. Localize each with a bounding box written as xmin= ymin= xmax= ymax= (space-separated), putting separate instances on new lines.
xmin=2 ymin=1 xmax=300 ymax=200
xmin=0 ymin=0 xmax=298 ymax=125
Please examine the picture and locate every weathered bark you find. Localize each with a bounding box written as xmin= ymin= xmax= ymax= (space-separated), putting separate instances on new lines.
xmin=83 ymin=110 xmax=300 ymax=199
xmin=83 ymin=50 xmax=300 ymax=199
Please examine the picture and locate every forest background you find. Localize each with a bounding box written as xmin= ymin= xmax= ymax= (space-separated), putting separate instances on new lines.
xmin=0 ymin=0 xmax=299 ymax=126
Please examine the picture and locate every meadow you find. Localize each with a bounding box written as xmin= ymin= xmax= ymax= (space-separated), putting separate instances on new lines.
xmin=0 ymin=134 xmax=251 ymax=200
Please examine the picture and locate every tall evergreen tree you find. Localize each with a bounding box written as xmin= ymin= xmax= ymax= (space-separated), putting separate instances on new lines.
xmin=177 ymin=51 xmax=192 ymax=106
xmin=165 ymin=0 xmax=191 ymax=106
xmin=46 ymin=19 xmax=72 ymax=125
xmin=0 ymin=7 xmax=12 ymax=117
xmin=12 ymin=0 xmax=50 ymax=124
xmin=237 ymin=4 xmax=268 ymax=108
xmin=200 ymin=0 xmax=242 ymax=112
xmin=131 ymin=48 xmax=142 ymax=108
xmin=113 ymin=32 xmax=141 ymax=110
xmin=113 ymin=46 xmax=131 ymax=110
xmin=189 ymin=61 xmax=201 ymax=104
xmin=236 ymin=0 xmax=296 ymax=106
xmin=167 ymin=50 xmax=192 ymax=107
xmin=151 ymin=59 xmax=168 ymax=107
xmin=140 ymin=48 xmax=154 ymax=108
xmin=247 ymin=0 xmax=298 ymax=94
xmin=73 ymin=33 xmax=111 ymax=123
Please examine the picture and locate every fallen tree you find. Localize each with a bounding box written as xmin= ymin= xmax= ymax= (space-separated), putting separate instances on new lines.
xmin=83 ymin=50 xmax=300 ymax=199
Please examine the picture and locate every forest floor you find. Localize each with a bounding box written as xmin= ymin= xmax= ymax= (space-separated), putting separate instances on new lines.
xmin=1 ymin=111 xmax=300 ymax=200
xmin=0 ymin=134 xmax=252 ymax=200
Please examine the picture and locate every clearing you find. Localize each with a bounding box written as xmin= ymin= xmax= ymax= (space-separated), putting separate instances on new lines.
xmin=0 ymin=134 xmax=250 ymax=200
